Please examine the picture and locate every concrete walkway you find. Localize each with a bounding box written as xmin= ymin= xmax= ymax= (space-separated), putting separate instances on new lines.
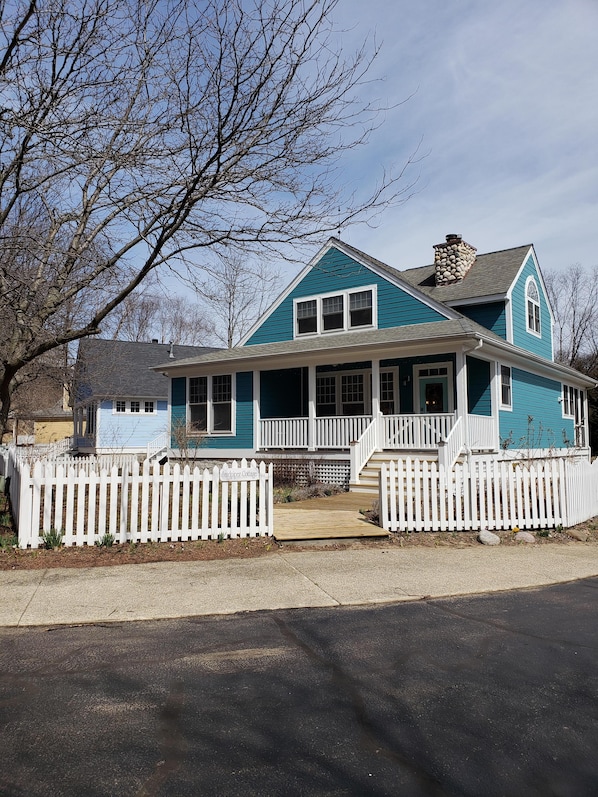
xmin=1 ymin=544 xmax=597 ymax=627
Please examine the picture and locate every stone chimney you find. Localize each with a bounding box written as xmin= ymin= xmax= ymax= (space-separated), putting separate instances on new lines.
xmin=433 ymin=234 xmax=477 ymax=285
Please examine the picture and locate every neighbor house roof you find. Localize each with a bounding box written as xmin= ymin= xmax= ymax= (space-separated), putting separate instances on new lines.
xmin=76 ymin=339 xmax=219 ymax=400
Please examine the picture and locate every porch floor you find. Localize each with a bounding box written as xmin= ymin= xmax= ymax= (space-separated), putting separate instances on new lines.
xmin=273 ymin=492 xmax=387 ymax=542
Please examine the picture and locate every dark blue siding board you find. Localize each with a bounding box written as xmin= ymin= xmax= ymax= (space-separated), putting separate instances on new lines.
xmin=245 ymin=248 xmax=447 ymax=345
xmin=467 ymin=357 xmax=492 ymax=416
xmin=510 ymin=253 xmax=553 ymax=359
xmin=499 ymin=368 xmax=574 ymax=450
xmin=170 ymin=377 xmax=187 ymax=447
xmin=457 ymin=302 xmax=507 ymax=338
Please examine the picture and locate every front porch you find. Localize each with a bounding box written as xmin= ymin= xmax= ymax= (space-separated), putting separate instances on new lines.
xmin=258 ymin=411 xmax=497 ymax=486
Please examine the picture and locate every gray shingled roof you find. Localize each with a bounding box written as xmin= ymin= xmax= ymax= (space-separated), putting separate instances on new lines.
xmin=153 ymin=317 xmax=504 ymax=371
xmin=397 ymin=245 xmax=533 ymax=303
xmin=76 ymin=339 xmax=218 ymax=400
xmin=328 ymin=237 xmax=532 ymax=303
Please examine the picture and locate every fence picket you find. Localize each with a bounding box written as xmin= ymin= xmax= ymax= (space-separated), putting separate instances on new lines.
xmin=379 ymin=455 xmax=598 ymax=533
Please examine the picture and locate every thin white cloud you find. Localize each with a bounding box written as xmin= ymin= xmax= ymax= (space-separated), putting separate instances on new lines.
xmin=333 ymin=0 xmax=598 ymax=274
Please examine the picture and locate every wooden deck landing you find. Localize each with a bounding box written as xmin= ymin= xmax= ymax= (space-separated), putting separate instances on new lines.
xmin=273 ymin=492 xmax=387 ymax=541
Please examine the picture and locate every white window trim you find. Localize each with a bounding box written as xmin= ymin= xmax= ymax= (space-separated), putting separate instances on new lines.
xmin=525 ymin=276 xmax=541 ymax=338
xmin=112 ymin=399 xmax=158 ymax=415
xmin=499 ymin=364 xmax=513 ymax=411
xmin=413 ymin=362 xmax=454 ymax=414
xmin=187 ymin=374 xmax=236 ymax=436
xmin=561 ymin=384 xmax=576 ymax=419
xmin=293 ymin=285 xmax=377 ymax=338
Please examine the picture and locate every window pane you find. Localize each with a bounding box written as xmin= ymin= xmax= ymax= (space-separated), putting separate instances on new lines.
xmin=212 ymin=375 xmax=231 ymax=402
xmin=189 ymin=404 xmax=207 ymax=431
xmin=526 ymin=281 xmax=539 ymax=301
xmin=189 ymin=377 xmax=207 ymax=404
xmin=500 ymin=366 xmax=511 ymax=406
xmin=297 ymin=299 xmax=317 ymax=319
xmin=213 ymin=402 xmax=232 ymax=431
xmin=316 ymin=376 xmax=336 ymax=415
xmin=130 ymin=401 xmax=140 ymax=413
xmin=115 ymin=401 xmax=126 ymax=413
xmin=144 ymin=401 xmax=154 ymax=413
xmin=341 ymin=374 xmax=364 ymax=403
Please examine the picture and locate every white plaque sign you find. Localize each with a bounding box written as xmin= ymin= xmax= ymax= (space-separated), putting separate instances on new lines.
xmin=220 ymin=467 xmax=260 ymax=481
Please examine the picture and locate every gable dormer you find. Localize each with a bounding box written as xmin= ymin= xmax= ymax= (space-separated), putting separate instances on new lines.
xmin=242 ymin=239 xmax=457 ymax=346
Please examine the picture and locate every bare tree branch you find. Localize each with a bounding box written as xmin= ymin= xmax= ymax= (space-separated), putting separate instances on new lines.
xmin=0 ymin=0 xmax=416 ymax=432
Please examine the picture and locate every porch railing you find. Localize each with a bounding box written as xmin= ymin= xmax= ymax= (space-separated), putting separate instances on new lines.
xmin=259 ymin=418 xmax=309 ymax=449
xmin=467 ymin=414 xmax=496 ymax=450
xmin=259 ymin=413 xmax=457 ymax=453
xmin=382 ymin=413 xmax=455 ymax=449
xmin=315 ymin=416 xmax=371 ymax=448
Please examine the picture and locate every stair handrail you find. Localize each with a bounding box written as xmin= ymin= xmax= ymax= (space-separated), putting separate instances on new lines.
xmin=349 ymin=415 xmax=380 ymax=484
xmin=437 ymin=416 xmax=463 ymax=470
xmin=146 ymin=431 xmax=170 ymax=460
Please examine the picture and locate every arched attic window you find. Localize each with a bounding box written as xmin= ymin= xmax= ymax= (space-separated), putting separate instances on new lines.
xmin=526 ymin=277 xmax=541 ymax=335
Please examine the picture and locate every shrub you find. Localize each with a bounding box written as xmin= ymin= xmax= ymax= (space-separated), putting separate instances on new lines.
xmin=40 ymin=528 xmax=63 ymax=549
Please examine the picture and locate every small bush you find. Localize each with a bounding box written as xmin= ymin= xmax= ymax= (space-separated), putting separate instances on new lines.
xmin=95 ymin=532 xmax=115 ymax=548
xmin=40 ymin=528 xmax=63 ymax=549
xmin=0 ymin=533 xmax=18 ymax=550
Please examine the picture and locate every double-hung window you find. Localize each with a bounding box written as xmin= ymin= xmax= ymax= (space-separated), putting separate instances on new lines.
xmin=322 ymin=295 xmax=344 ymax=331
xmin=296 ymin=300 xmax=317 ymax=334
xmin=500 ymin=365 xmax=512 ymax=408
xmin=526 ymin=278 xmax=541 ymax=335
xmin=189 ymin=375 xmax=233 ymax=434
xmin=295 ymin=286 xmax=376 ymax=337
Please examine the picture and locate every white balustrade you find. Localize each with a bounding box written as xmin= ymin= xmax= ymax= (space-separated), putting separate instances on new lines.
xmin=382 ymin=413 xmax=455 ymax=449
xmin=315 ymin=416 xmax=371 ymax=449
xmin=259 ymin=418 xmax=309 ymax=449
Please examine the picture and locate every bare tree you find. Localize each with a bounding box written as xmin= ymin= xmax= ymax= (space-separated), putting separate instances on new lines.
xmin=186 ymin=253 xmax=279 ymax=347
xmin=545 ymin=265 xmax=598 ymax=369
xmin=103 ymin=281 xmax=214 ymax=345
xmin=0 ymin=0 xmax=416 ymax=434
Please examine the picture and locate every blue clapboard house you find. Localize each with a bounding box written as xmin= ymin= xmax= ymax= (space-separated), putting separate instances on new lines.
xmin=153 ymin=235 xmax=595 ymax=489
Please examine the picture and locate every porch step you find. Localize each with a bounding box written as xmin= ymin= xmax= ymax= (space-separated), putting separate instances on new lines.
xmin=350 ymin=449 xmax=462 ymax=495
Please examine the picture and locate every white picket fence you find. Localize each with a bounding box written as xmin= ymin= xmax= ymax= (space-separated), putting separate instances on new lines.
xmin=380 ymin=456 xmax=598 ymax=533
xmin=0 ymin=452 xmax=273 ymax=548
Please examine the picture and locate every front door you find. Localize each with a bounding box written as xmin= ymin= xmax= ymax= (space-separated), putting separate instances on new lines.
xmin=419 ymin=377 xmax=448 ymax=413
xmin=415 ymin=363 xmax=452 ymax=413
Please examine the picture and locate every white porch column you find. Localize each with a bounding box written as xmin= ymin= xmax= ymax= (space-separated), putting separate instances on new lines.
xmin=455 ymin=349 xmax=469 ymax=449
xmin=370 ymin=359 xmax=381 ymax=451
xmin=253 ymin=371 xmax=260 ymax=452
xmin=307 ymin=365 xmax=316 ymax=451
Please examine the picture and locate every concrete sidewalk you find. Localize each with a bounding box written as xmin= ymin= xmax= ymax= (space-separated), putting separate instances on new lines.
xmin=2 ymin=544 xmax=597 ymax=628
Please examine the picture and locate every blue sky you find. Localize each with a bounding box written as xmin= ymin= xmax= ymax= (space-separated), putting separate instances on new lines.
xmin=327 ymin=0 xmax=598 ymax=275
